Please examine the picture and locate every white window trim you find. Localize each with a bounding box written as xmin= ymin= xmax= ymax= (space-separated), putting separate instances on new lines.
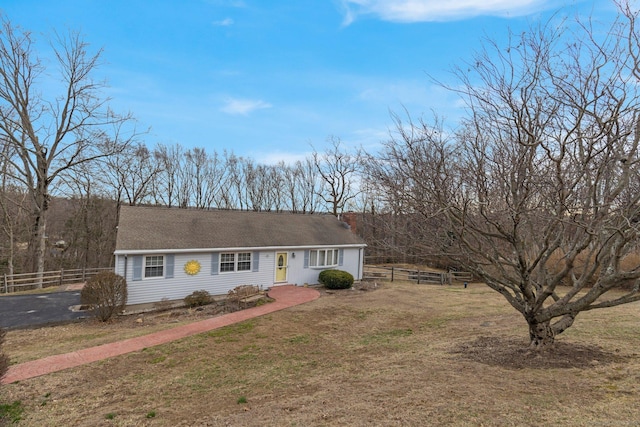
xmin=309 ymin=249 xmax=339 ymax=269
xmin=144 ymin=254 xmax=165 ymax=279
xmin=237 ymin=252 xmax=252 ymax=271
xmin=219 ymin=252 xmax=252 ymax=273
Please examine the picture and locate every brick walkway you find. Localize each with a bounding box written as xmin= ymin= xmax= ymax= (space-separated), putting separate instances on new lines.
xmin=1 ymin=285 xmax=319 ymax=384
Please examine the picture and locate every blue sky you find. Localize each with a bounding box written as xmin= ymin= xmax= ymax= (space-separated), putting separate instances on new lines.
xmin=1 ymin=0 xmax=616 ymax=163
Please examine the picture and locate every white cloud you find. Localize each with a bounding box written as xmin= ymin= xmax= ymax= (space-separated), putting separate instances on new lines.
xmin=340 ymin=0 xmax=551 ymax=24
xmin=220 ymin=97 xmax=273 ymax=115
xmin=213 ymin=17 xmax=234 ymax=26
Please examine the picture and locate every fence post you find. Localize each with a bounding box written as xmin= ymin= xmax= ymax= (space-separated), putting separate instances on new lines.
xmin=82 ymin=268 xmax=86 ymax=282
xmin=59 ymin=268 xmax=64 ymax=286
xmin=417 ymin=270 xmax=420 ymax=285
xmin=3 ymin=274 xmax=6 ymax=294
xmin=391 ymin=267 xmax=394 ymax=282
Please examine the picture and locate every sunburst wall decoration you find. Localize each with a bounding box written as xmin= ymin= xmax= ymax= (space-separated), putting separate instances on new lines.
xmin=184 ymin=260 xmax=201 ymax=276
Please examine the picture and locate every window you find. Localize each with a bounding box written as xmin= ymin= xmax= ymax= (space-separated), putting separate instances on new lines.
xmin=238 ymin=252 xmax=251 ymax=271
xmin=220 ymin=253 xmax=236 ymax=272
xmin=219 ymin=252 xmax=252 ymax=273
xmin=145 ymin=255 xmax=164 ymax=278
xmin=309 ymin=249 xmax=339 ymax=268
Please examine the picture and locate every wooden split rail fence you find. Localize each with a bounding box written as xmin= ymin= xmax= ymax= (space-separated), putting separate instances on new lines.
xmin=363 ymin=266 xmax=472 ymax=285
xmin=1 ymin=267 xmax=112 ymax=294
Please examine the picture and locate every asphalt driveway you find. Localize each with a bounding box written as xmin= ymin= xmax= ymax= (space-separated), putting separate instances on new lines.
xmin=0 ymin=290 xmax=88 ymax=329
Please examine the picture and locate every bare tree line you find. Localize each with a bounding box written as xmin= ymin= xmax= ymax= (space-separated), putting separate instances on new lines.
xmin=1 ymin=136 xmax=364 ymax=276
xmin=97 ymin=142 xmax=327 ymax=213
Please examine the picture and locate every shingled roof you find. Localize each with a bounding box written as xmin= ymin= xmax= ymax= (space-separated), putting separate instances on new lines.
xmin=115 ymin=206 xmax=366 ymax=252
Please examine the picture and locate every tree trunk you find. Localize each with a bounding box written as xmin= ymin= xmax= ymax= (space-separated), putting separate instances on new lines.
xmin=6 ymin=226 xmax=14 ymax=277
xmin=32 ymin=173 xmax=49 ymax=289
xmin=33 ymin=211 xmax=46 ymax=289
xmin=528 ymin=319 xmax=555 ymax=348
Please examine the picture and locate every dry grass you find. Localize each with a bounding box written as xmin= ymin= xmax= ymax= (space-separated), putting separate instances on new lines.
xmin=2 ymin=281 xmax=640 ymax=426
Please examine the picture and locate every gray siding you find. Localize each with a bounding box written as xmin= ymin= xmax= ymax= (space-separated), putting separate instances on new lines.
xmin=116 ymin=247 xmax=364 ymax=306
xmin=124 ymin=252 xmax=272 ymax=305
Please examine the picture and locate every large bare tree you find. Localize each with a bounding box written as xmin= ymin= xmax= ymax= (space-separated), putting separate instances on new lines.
xmin=0 ymin=18 xmax=136 ymax=285
xmin=367 ymin=7 xmax=640 ymax=348
xmin=313 ymin=137 xmax=361 ymax=216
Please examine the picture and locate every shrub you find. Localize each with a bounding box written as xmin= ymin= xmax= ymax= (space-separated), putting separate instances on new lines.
xmin=318 ymin=269 xmax=354 ymax=290
xmin=81 ymin=272 xmax=127 ymax=322
xmin=184 ymin=290 xmax=214 ymax=308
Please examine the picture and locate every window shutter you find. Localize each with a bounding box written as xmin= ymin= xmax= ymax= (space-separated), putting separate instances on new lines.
xmin=165 ymin=254 xmax=175 ymax=278
xmin=132 ymin=256 xmax=143 ymax=281
xmin=252 ymin=251 xmax=259 ymax=272
xmin=339 ymin=249 xmax=344 ymax=266
xmin=303 ymin=250 xmax=310 ymax=269
xmin=211 ymin=253 xmax=219 ymax=275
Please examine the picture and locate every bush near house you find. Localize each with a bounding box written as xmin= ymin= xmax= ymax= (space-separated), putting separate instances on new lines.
xmin=319 ymin=269 xmax=354 ymax=290
xmin=184 ymin=290 xmax=214 ymax=308
xmin=81 ymin=272 xmax=128 ymax=322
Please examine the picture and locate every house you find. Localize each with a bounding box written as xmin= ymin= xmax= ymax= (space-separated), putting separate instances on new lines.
xmin=114 ymin=206 xmax=367 ymax=305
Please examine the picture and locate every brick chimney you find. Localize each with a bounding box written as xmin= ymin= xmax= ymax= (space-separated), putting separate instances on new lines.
xmin=340 ymin=212 xmax=357 ymax=234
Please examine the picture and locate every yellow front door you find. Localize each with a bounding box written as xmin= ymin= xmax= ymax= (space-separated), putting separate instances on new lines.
xmin=275 ymin=252 xmax=288 ymax=282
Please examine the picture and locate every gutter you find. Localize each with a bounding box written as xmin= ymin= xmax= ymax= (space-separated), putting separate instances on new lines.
xmin=114 ymin=243 xmax=367 ymax=256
